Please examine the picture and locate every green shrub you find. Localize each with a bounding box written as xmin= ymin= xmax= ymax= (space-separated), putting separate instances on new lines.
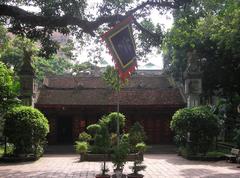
xmin=112 ymin=136 xmax=130 ymax=170
xmin=0 ymin=62 xmax=19 ymax=114
xmin=136 ymin=142 xmax=147 ymax=153
xmin=75 ymin=141 xmax=89 ymax=154
xmin=129 ymin=122 xmax=146 ymax=152
xmin=91 ymin=126 xmax=111 ymax=154
xmin=121 ymin=133 xmax=129 ymax=142
xmin=78 ymin=132 xmax=91 ymax=142
xmin=0 ymin=144 xmax=14 ymax=157
xmin=110 ymin=133 xmax=118 ymax=146
xmin=206 ymin=151 xmax=225 ymax=158
xmin=86 ymin=124 xmax=101 ymax=136
xmin=3 ymin=106 xmax=49 ymax=157
xmin=92 ymin=126 xmax=111 ymax=175
xmin=0 ymin=62 xmax=19 ymax=136
xmin=233 ymin=129 xmax=240 ymax=148
xmin=99 ymin=112 xmax=126 ymax=133
xmin=170 ymin=106 xmax=219 ymax=155
xmin=130 ymin=142 xmax=147 ymax=175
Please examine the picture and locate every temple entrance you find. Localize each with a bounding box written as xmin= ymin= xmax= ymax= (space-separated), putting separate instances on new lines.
xmin=144 ymin=118 xmax=172 ymax=144
xmin=57 ymin=117 xmax=73 ymax=144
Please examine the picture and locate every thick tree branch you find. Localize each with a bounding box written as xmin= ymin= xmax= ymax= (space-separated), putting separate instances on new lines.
xmin=127 ymin=0 xmax=178 ymax=15
xmin=0 ymin=1 xmax=185 ymax=36
xmin=133 ymin=19 xmax=163 ymax=45
xmin=0 ymin=4 xmax=95 ymax=34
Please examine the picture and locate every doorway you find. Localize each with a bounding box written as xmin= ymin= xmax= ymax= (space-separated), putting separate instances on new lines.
xmin=57 ymin=117 xmax=73 ymax=144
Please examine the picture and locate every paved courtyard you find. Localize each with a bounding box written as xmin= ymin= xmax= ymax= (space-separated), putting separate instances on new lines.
xmin=0 ymin=154 xmax=239 ymax=178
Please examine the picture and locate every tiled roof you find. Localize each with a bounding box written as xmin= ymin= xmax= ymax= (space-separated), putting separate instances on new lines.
xmin=42 ymin=75 xmax=172 ymax=89
xmin=36 ymin=75 xmax=185 ymax=107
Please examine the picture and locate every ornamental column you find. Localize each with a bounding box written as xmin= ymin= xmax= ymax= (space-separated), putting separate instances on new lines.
xmin=184 ymin=50 xmax=202 ymax=108
xmin=18 ymin=50 xmax=36 ymax=107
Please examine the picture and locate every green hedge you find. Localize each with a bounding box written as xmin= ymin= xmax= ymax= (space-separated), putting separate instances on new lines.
xmin=171 ymin=106 xmax=219 ymax=155
xmin=4 ymin=106 xmax=49 ymax=157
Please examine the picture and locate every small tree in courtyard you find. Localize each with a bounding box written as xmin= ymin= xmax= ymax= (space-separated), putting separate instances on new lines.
xmin=4 ymin=106 xmax=49 ymax=157
xmin=99 ymin=112 xmax=126 ymax=134
xmin=129 ymin=122 xmax=147 ymax=153
xmin=170 ymin=106 xmax=219 ymax=155
xmin=95 ymin=126 xmax=111 ymax=177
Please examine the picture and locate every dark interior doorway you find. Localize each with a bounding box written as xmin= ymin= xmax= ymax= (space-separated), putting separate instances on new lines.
xmin=57 ymin=117 xmax=73 ymax=144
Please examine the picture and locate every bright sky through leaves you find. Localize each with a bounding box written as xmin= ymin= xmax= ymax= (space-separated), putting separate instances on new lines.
xmin=20 ymin=1 xmax=173 ymax=69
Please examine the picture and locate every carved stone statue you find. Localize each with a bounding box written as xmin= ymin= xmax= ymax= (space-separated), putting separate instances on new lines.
xmin=184 ymin=49 xmax=202 ymax=108
xmin=186 ymin=50 xmax=200 ymax=73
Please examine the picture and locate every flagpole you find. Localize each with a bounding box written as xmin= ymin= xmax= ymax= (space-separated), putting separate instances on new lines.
xmin=117 ymin=75 xmax=120 ymax=147
xmin=116 ymin=13 xmax=120 ymax=148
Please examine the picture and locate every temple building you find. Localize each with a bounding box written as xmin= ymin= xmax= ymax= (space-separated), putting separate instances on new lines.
xmin=18 ymin=53 xmax=186 ymax=144
xmin=32 ymin=70 xmax=185 ymax=144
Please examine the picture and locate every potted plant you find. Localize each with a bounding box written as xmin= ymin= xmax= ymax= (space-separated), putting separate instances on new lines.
xmin=96 ymin=164 xmax=110 ymax=178
xmin=74 ymin=141 xmax=88 ymax=161
xmin=78 ymin=131 xmax=92 ymax=142
xmin=128 ymin=122 xmax=146 ymax=153
xmin=128 ymin=143 xmax=147 ymax=178
xmin=95 ymin=126 xmax=111 ymax=178
xmin=112 ymin=136 xmax=129 ymax=178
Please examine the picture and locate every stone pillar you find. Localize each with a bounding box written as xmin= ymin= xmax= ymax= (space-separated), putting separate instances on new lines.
xmin=184 ymin=50 xmax=202 ymax=108
xmin=18 ymin=51 xmax=36 ymax=106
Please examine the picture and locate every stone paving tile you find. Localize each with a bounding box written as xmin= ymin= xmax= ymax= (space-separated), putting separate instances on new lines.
xmin=0 ymin=154 xmax=239 ymax=178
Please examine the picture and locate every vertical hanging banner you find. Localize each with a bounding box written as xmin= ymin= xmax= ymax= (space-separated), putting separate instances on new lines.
xmin=102 ymin=16 xmax=137 ymax=81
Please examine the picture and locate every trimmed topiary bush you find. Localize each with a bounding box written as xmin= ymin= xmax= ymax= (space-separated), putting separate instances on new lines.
xmin=129 ymin=122 xmax=146 ymax=152
xmin=3 ymin=106 xmax=49 ymax=157
xmin=112 ymin=135 xmax=130 ymax=171
xmin=86 ymin=124 xmax=101 ymax=136
xmin=75 ymin=141 xmax=89 ymax=154
xmin=170 ymin=106 xmax=219 ymax=155
xmin=91 ymin=125 xmax=111 ymax=154
xmin=99 ymin=112 xmax=126 ymax=133
xmin=135 ymin=142 xmax=147 ymax=154
xmin=78 ymin=132 xmax=92 ymax=142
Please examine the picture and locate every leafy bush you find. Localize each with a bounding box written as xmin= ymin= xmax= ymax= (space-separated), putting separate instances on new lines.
xmin=0 ymin=143 xmax=14 ymax=156
xmin=110 ymin=133 xmax=118 ymax=146
xmin=0 ymin=62 xmax=19 ymax=114
xmin=112 ymin=136 xmax=130 ymax=170
xmin=121 ymin=133 xmax=129 ymax=142
xmin=93 ymin=126 xmax=111 ymax=175
xmin=78 ymin=132 xmax=91 ymax=142
xmin=136 ymin=142 xmax=147 ymax=153
xmin=129 ymin=122 xmax=146 ymax=152
xmin=4 ymin=106 xmax=49 ymax=157
xmin=129 ymin=142 xmax=147 ymax=176
xmin=170 ymin=106 xmax=219 ymax=155
xmin=233 ymin=129 xmax=240 ymax=148
xmin=0 ymin=62 xmax=19 ymax=135
xmin=102 ymin=66 xmax=127 ymax=92
xmin=91 ymin=126 xmax=111 ymax=154
xmin=206 ymin=151 xmax=225 ymax=158
xmin=99 ymin=112 xmax=126 ymax=133
xmin=86 ymin=124 xmax=101 ymax=136
xmin=75 ymin=141 xmax=88 ymax=154
xmin=212 ymin=96 xmax=240 ymax=142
